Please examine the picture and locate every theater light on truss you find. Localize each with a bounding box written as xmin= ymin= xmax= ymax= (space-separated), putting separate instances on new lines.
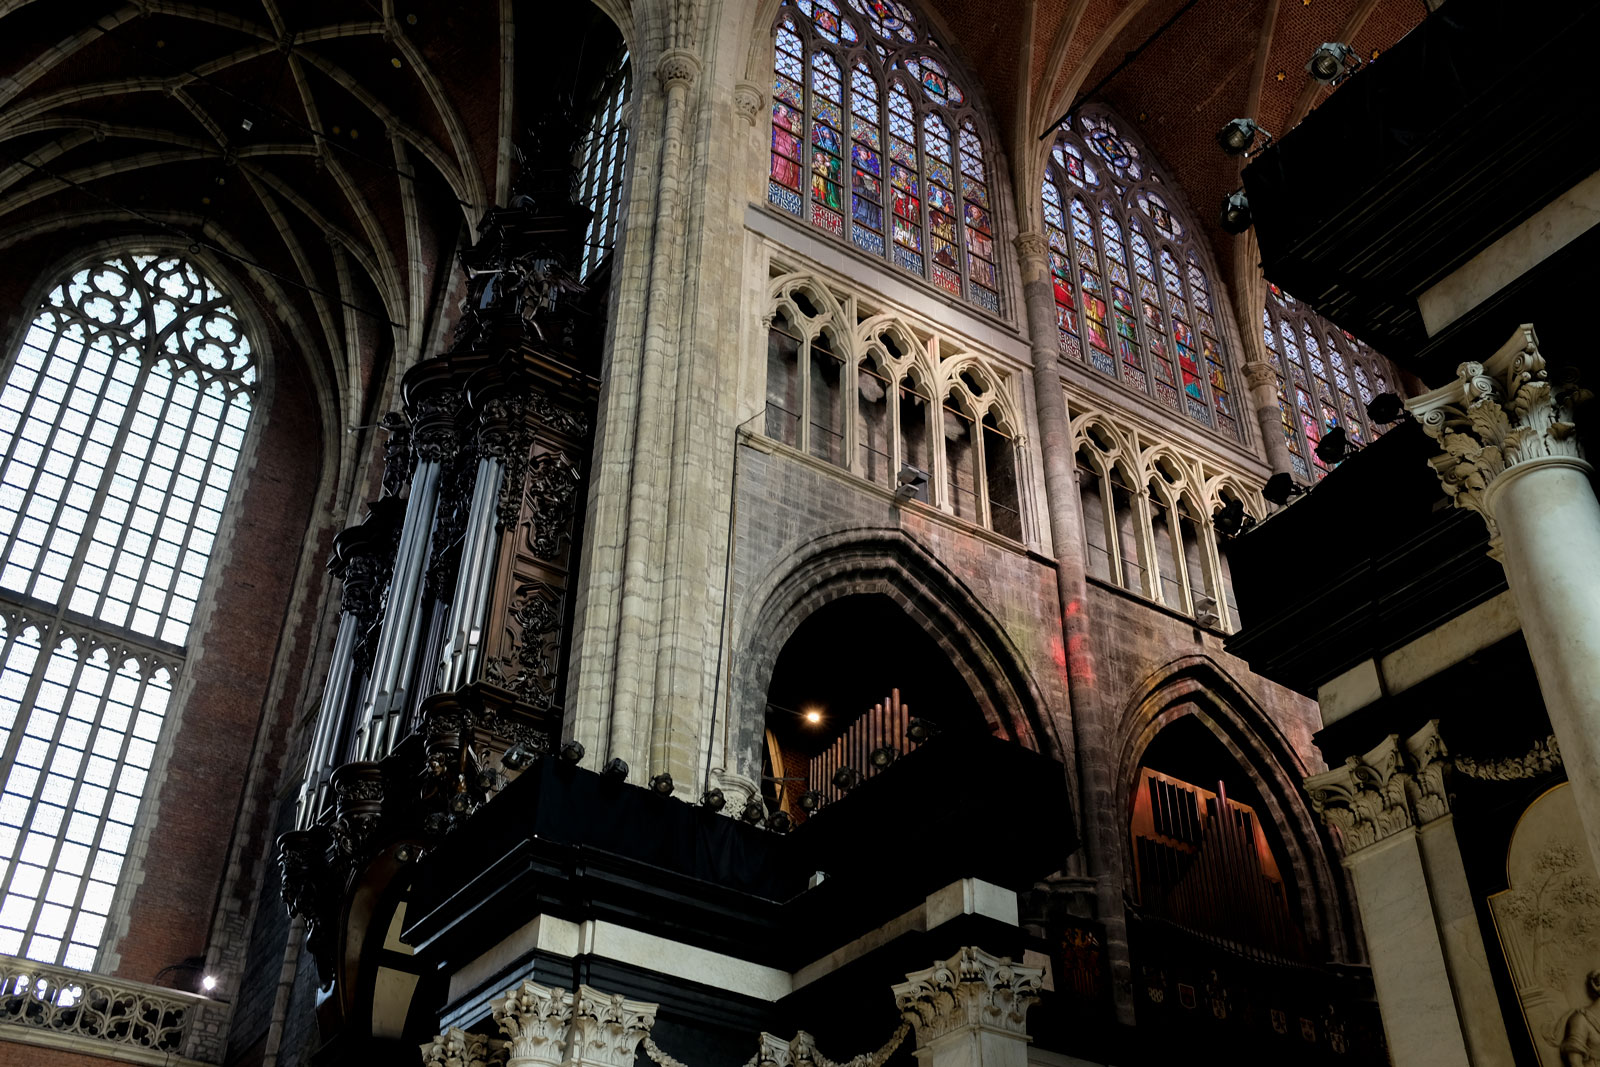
xmin=700 ymin=787 xmax=726 ymax=812
xmin=831 ymin=766 xmax=863 ymax=794
xmin=1307 ymin=42 xmax=1363 ymax=85
xmin=1219 ymin=190 xmax=1252 ymax=235
xmin=601 ymin=757 xmax=629 ymax=783
xmin=1262 ymin=472 xmax=1306 ymax=507
xmin=559 ymin=739 xmax=585 ymax=764
xmin=1314 ymin=425 xmax=1355 ymax=466
xmin=741 ymin=798 xmax=767 ymax=825
xmin=648 ymin=772 xmax=675 ymax=797
xmin=1366 ymin=392 xmax=1406 ymax=425
xmin=1216 ymin=118 xmax=1271 ymax=157
xmin=906 ymin=717 xmax=941 ymax=743
xmin=798 ymin=790 xmax=824 ymax=812
xmin=1212 ymin=498 xmax=1256 ymax=538
xmin=768 ymin=811 xmax=794 ymax=834
xmin=869 ymin=745 xmax=898 ymax=770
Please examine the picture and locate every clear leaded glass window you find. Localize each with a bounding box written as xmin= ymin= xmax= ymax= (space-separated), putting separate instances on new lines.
xmin=1043 ymin=108 xmax=1242 ymax=442
xmin=0 ymin=253 xmax=256 ymax=969
xmin=768 ymin=0 xmax=1002 ymax=315
xmin=578 ymin=55 xmax=631 ymax=280
xmin=1261 ymin=283 xmax=1395 ymax=481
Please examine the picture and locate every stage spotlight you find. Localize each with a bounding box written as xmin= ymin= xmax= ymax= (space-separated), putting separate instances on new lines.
xmin=831 ymin=766 xmax=862 ymax=793
xmin=601 ymin=757 xmax=629 ymax=783
xmin=1216 ymin=118 xmax=1267 ymax=157
xmin=1314 ymin=426 xmax=1353 ymax=466
xmin=896 ymin=464 xmax=929 ymax=502
xmin=741 ymin=798 xmax=766 ymax=825
xmin=1307 ymin=42 xmax=1362 ymax=85
xmin=797 ymin=790 xmax=823 ymax=812
xmin=768 ymin=811 xmax=794 ymax=834
xmin=648 ymin=772 xmax=675 ymax=796
xmin=1212 ymin=498 xmax=1256 ymax=538
xmin=1262 ymin=472 xmax=1306 ymax=506
xmin=700 ymin=787 xmax=726 ymax=812
xmin=559 ymin=739 xmax=585 ymax=764
xmin=869 ymin=746 xmax=898 ymax=770
xmin=1219 ymin=190 xmax=1252 ymax=234
xmin=1366 ymin=392 xmax=1405 ymax=425
xmin=501 ymin=743 xmax=535 ymax=771
xmin=906 ymin=717 xmax=940 ymax=743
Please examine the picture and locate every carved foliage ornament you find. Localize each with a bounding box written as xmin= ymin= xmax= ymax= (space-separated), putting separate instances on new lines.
xmin=891 ymin=946 xmax=1043 ymax=1043
xmin=526 ymin=451 xmax=582 ymax=560
xmin=1406 ymin=324 xmax=1590 ymax=549
xmin=1305 ymin=720 xmax=1459 ymax=855
xmin=422 ymin=1027 xmax=505 ymax=1067
xmin=486 ymin=580 xmax=564 ymax=708
xmin=1455 ymin=734 xmax=1562 ymax=781
xmin=490 ymin=981 xmax=657 ymax=1067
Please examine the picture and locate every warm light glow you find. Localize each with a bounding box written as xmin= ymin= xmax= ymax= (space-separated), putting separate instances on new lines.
xmin=202 ymin=976 xmax=218 ymax=993
xmin=804 ymin=710 xmax=822 ymax=724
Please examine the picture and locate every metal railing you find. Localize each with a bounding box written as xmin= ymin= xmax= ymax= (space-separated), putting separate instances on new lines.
xmin=0 ymin=954 xmax=227 ymax=1063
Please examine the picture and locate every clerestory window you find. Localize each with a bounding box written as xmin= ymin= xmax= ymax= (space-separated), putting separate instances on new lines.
xmin=768 ymin=0 xmax=1002 ymax=315
xmin=1043 ymin=109 xmax=1242 ymax=441
xmin=0 ymin=253 xmax=256 ymax=969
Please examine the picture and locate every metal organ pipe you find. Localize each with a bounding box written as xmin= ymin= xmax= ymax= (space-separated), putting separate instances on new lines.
xmin=439 ymin=456 xmax=505 ymax=691
xmin=294 ymin=614 xmax=358 ymax=829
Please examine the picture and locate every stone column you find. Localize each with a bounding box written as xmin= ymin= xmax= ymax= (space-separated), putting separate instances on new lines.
xmin=1306 ymin=726 xmax=1514 ymax=1067
xmin=1242 ymin=359 xmax=1294 ymax=479
xmin=1407 ymin=323 xmax=1600 ymax=867
xmin=487 ymin=980 xmax=657 ymax=1067
xmin=1013 ymin=230 xmax=1131 ymax=1020
xmin=892 ymin=947 xmax=1041 ymax=1067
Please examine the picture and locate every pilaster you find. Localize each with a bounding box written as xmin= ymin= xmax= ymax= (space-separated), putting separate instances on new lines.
xmin=892 ymin=947 xmax=1041 ymax=1067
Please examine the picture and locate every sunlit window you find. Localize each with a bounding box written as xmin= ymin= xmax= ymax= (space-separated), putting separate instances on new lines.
xmin=578 ymin=56 xmax=631 ymax=279
xmin=0 ymin=253 xmax=256 ymax=969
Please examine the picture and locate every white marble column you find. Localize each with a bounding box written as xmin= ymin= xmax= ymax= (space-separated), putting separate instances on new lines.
xmin=891 ymin=947 xmax=1041 ymax=1067
xmin=1407 ymin=324 xmax=1600 ymax=868
xmin=1306 ymin=726 xmax=1514 ymax=1067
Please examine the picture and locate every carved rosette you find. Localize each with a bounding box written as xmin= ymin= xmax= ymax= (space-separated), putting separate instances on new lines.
xmin=892 ymin=947 xmax=1042 ymax=1045
xmin=1406 ymin=323 xmax=1590 ymax=550
xmin=421 ymin=1027 xmax=505 ymax=1067
xmin=733 ymin=81 xmax=763 ymax=126
xmin=490 ymin=981 xmax=659 ymax=1067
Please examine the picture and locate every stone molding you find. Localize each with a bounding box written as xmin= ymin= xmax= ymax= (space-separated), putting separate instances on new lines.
xmin=1454 ymin=733 xmax=1561 ymax=781
xmin=485 ymin=980 xmax=658 ymax=1067
xmin=733 ymin=81 xmax=763 ymax=126
xmin=891 ymin=946 xmax=1042 ymax=1044
xmin=1406 ymin=323 xmax=1591 ymax=549
xmin=1305 ymin=721 xmax=1458 ymax=855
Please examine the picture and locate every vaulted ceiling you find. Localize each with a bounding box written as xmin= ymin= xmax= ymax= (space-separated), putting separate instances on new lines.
xmin=0 ymin=0 xmax=1427 ymax=465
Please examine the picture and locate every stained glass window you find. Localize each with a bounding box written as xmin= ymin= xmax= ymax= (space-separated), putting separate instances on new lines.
xmin=0 ymin=253 xmax=256 ymax=969
xmin=1044 ymin=109 xmax=1241 ymax=441
xmin=1261 ymin=285 xmax=1399 ymax=481
xmin=771 ymin=0 xmax=1001 ymax=314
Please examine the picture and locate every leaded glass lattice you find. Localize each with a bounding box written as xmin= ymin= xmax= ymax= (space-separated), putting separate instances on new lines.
xmin=1044 ymin=109 xmax=1241 ymax=441
xmin=0 ymin=253 xmax=257 ymax=969
xmin=771 ymin=0 xmax=1002 ymax=314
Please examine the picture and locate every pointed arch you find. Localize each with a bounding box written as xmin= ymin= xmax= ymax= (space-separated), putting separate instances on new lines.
xmin=1115 ymin=655 xmax=1360 ymax=961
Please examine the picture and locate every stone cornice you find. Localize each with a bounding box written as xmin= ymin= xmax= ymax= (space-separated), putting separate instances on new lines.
xmin=1406 ymin=323 xmax=1591 ymax=551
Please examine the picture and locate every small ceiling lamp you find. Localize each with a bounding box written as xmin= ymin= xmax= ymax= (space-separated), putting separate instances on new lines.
xmin=1219 ymin=190 xmax=1252 ymax=234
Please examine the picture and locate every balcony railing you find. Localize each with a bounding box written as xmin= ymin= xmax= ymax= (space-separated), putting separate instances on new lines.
xmin=0 ymin=953 xmax=228 ymax=1064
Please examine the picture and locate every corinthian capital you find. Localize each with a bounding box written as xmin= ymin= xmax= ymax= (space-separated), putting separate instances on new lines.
xmin=422 ymin=1027 xmax=505 ymax=1067
xmin=493 ymin=981 xmax=573 ymax=1067
xmin=892 ymin=946 xmax=1042 ymax=1044
xmin=1013 ymin=231 xmax=1048 ymax=264
xmin=1406 ymin=324 xmax=1590 ymax=545
xmin=733 ymin=81 xmax=764 ymax=126
xmin=569 ymin=986 xmax=658 ymax=1067
xmin=1403 ymin=720 xmax=1452 ymax=825
xmin=1305 ymin=734 xmax=1414 ymax=854
xmin=1241 ymin=360 xmax=1277 ymax=391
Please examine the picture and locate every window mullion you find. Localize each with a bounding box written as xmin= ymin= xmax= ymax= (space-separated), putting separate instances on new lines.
xmin=86 ymin=365 xmax=173 ymax=627
xmin=0 ymin=320 xmax=86 ymax=575
xmin=799 ymin=335 xmax=813 ymax=453
xmin=0 ymin=620 xmax=59 ymax=808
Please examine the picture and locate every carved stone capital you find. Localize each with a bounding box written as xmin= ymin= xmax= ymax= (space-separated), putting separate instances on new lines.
xmin=1012 ymin=231 xmax=1048 ymax=264
xmin=1406 ymin=323 xmax=1591 ymax=548
xmin=733 ymin=81 xmax=764 ymax=126
xmin=421 ymin=1027 xmax=505 ymax=1067
xmin=569 ymin=986 xmax=658 ymax=1067
xmin=493 ymin=981 xmax=573 ymax=1067
xmin=491 ymin=981 xmax=658 ymax=1067
xmin=1304 ymin=734 xmax=1413 ymax=855
xmin=656 ymin=48 xmax=702 ymax=93
xmin=1241 ymin=360 xmax=1277 ymax=392
xmin=1404 ymin=719 xmax=1452 ymax=824
xmin=892 ymin=946 xmax=1042 ymax=1044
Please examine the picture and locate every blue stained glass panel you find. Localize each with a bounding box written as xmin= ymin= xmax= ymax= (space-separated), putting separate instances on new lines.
xmin=851 ymin=143 xmax=881 ymax=175
xmin=774 ymin=78 xmax=803 ymax=107
xmin=769 ymin=182 xmax=802 ymax=215
xmin=893 ymin=245 xmax=924 ymax=274
xmin=852 ymin=224 xmax=886 ymax=256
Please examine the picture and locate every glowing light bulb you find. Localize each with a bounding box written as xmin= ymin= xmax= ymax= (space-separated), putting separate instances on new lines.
xmin=202 ymin=976 xmax=218 ymax=993
xmin=804 ymin=710 xmax=821 ymax=724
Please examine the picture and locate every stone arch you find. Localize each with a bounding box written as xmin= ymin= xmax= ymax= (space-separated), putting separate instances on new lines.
xmin=1114 ymin=654 xmax=1359 ymax=960
xmin=729 ymin=525 xmax=1062 ymax=787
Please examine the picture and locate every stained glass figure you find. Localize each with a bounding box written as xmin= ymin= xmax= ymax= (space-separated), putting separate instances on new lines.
xmin=772 ymin=0 xmax=998 ymax=311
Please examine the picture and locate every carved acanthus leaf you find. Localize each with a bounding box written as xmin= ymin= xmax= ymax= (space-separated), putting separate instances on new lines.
xmin=421 ymin=1027 xmax=506 ymax=1067
xmin=1455 ymin=734 xmax=1562 ymax=781
xmin=891 ymin=946 xmax=1041 ymax=1043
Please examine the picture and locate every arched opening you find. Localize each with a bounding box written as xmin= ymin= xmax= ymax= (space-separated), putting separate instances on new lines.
xmin=1129 ymin=714 xmax=1308 ymax=963
xmin=762 ymin=593 xmax=983 ymax=819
